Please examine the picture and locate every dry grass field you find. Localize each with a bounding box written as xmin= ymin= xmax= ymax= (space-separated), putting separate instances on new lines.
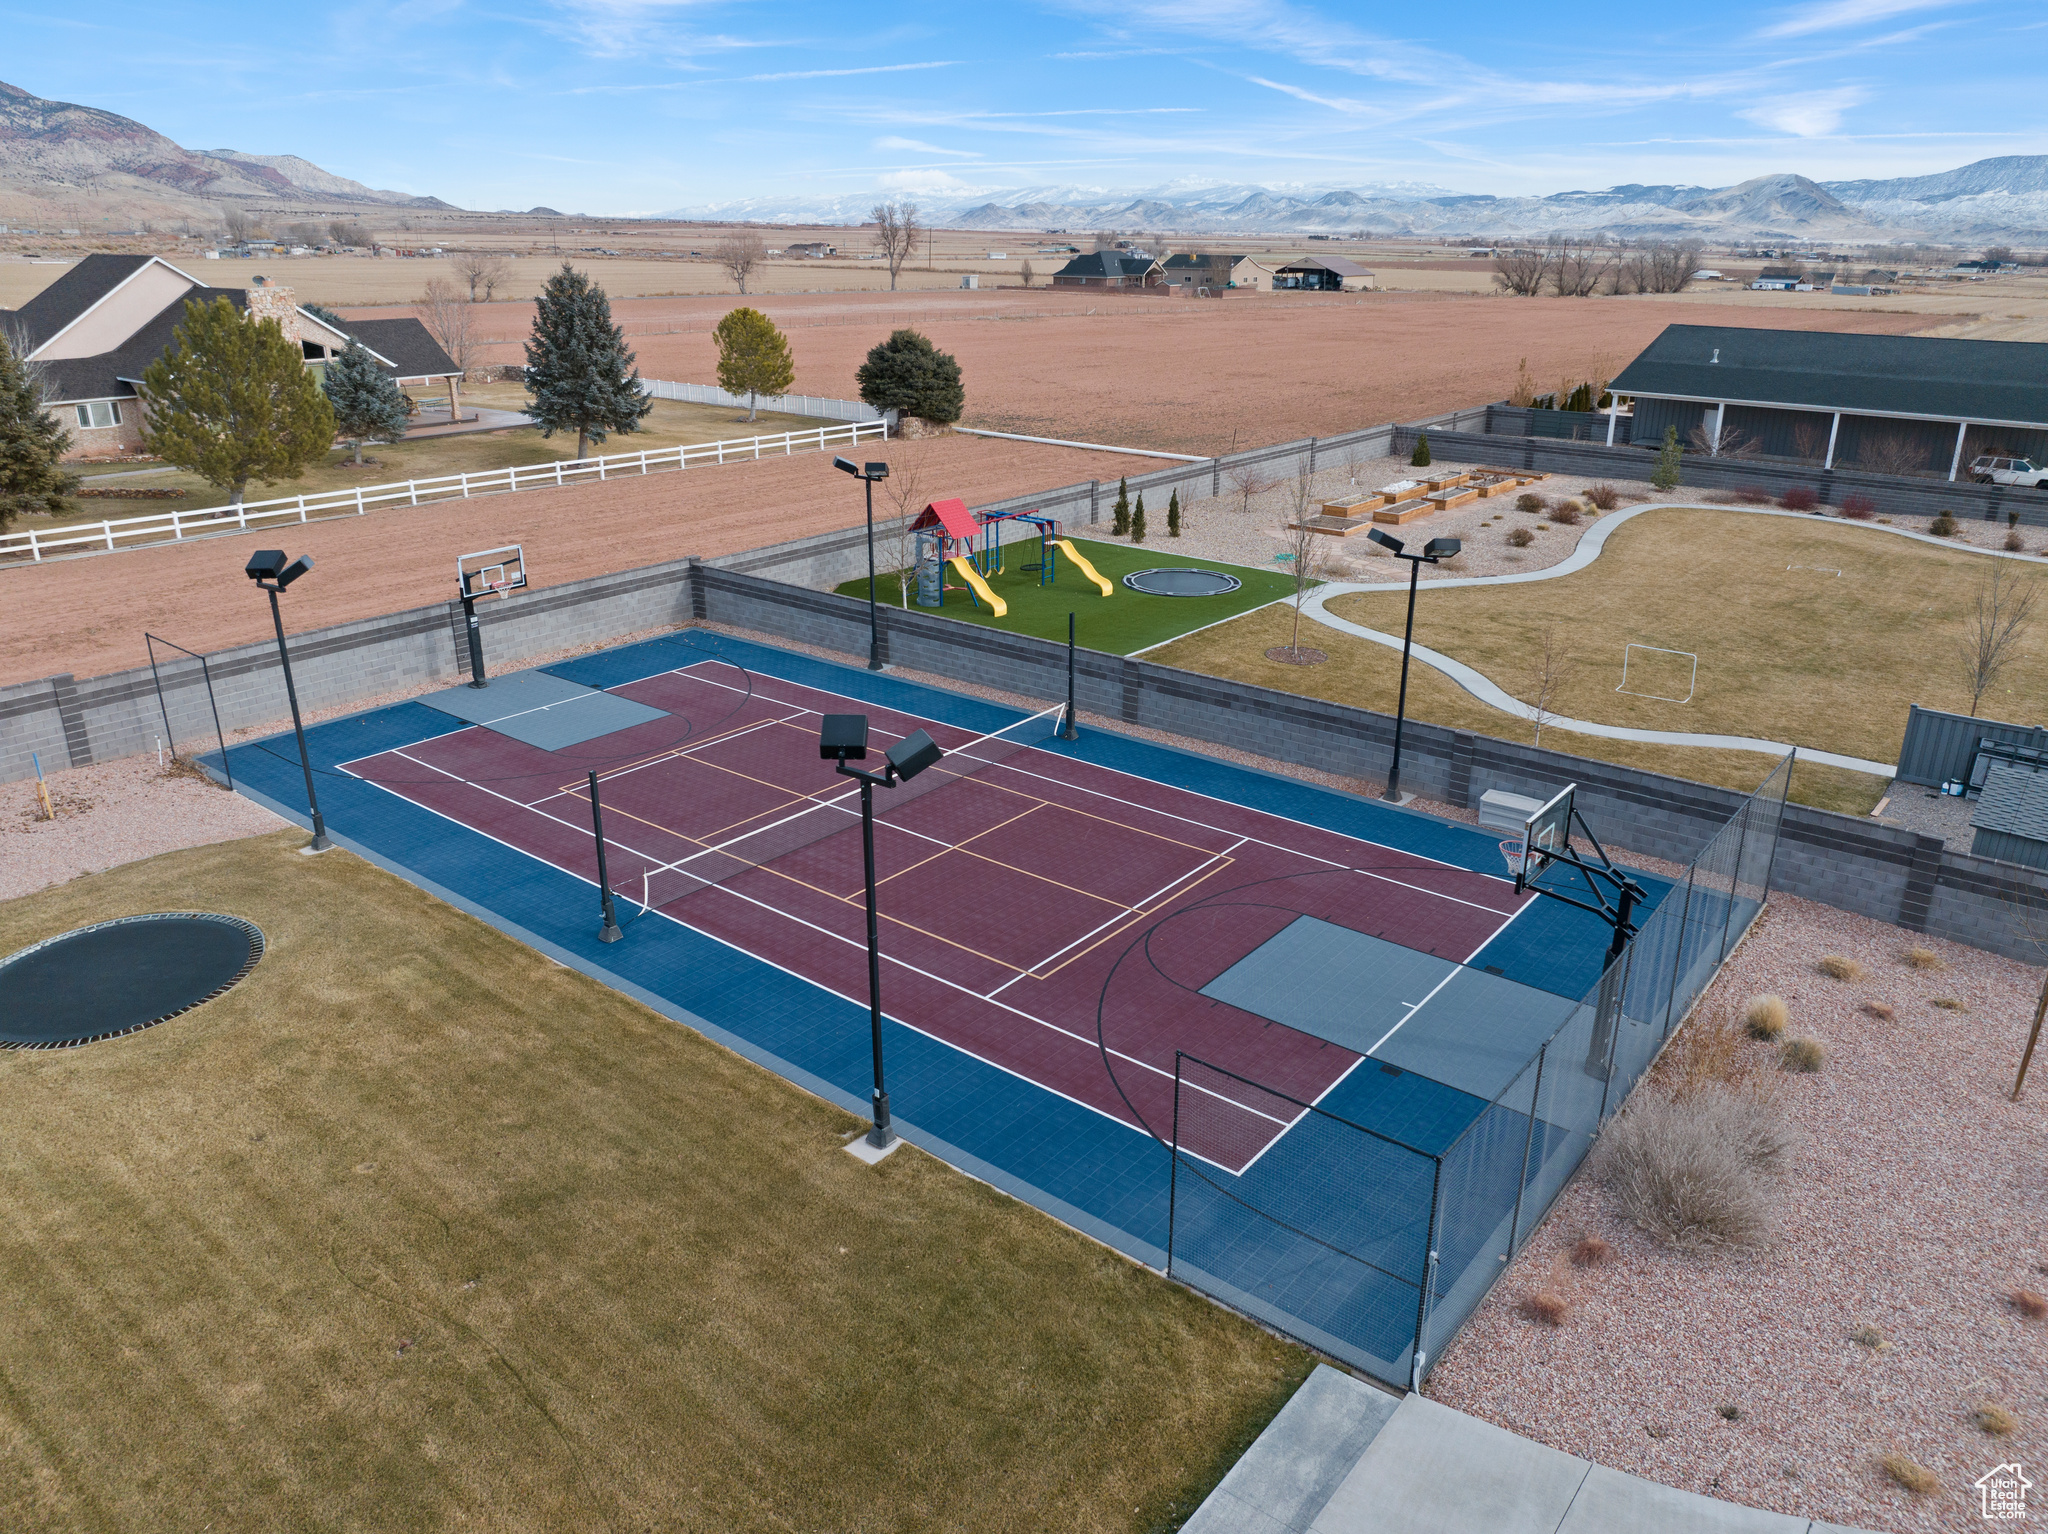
xmin=0 ymin=832 xmax=1310 ymax=1531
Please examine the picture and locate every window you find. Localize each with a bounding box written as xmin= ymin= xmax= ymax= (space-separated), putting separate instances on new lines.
xmin=74 ymin=401 xmax=122 ymax=429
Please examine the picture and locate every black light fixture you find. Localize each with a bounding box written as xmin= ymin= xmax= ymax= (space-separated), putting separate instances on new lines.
xmin=244 ymin=548 xmax=330 ymax=851
xmin=834 ymin=456 xmax=891 ymax=672
xmin=820 ymin=712 xmax=943 ymax=1149
xmin=1365 ymin=529 xmax=1462 ymax=804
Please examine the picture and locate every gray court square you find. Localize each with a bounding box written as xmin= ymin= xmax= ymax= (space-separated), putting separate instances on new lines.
xmin=416 ymin=670 xmax=669 ymax=751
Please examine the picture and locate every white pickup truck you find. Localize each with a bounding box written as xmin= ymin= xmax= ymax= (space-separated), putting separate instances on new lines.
xmin=1969 ymin=454 xmax=2048 ymax=488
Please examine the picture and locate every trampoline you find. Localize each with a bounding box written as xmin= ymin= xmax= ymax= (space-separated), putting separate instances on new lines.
xmin=1122 ymin=567 xmax=1243 ymax=597
xmin=0 ymin=913 xmax=265 ymax=1049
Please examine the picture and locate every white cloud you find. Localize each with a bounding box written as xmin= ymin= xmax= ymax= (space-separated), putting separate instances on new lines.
xmin=1757 ymin=0 xmax=1966 ymax=39
xmin=876 ymin=136 xmax=980 ymax=157
xmin=1737 ymin=87 xmax=1865 ymax=136
xmin=743 ymin=61 xmax=961 ymax=81
xmin=875 ymin=168 xmax=978 ymax=192
xmin=1246 ymin=76 xmax=1370 ymax=113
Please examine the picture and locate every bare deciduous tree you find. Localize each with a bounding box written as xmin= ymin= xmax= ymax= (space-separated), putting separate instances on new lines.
xmin=221 ymin=206 xmax=260 ymax=242
xmin=871 ymin=202 xmax=919 ymax=292
xmin=1611 ymin=239 xmax=1702 ymax=295
xmin=1524 ymin=625 xmax=1577 ymax=748
xmin=328 ymin=219 xmax=370 ymax=247
xmin=1956 ymin=561 xmax=2039 ymax=716
xmin=1018 ymin=259 xmax=1035 ymax=289
xmin=1205 ymin=252 xmax=1234 ymax=289
xmin=1493 ymin=247 xmax=1552 ymax=297
xmin=415 ymin=278 xmax=481 ymax=371
xmin=1271 ymin=477 xmax=1330 ymax=659
xmin=455 ymin=252 xmax=512 ymax=302
xmin=877 ymin=448 xmax=931 ymax=608
xmin=1853 ymin=430 xmax=1933 ymax=477
xmin=712 ymin=230 xmax=765 ymax=295
xmin=1550 ymin=237 xmax=1609 ymax=297
xmin=1687 ymin=421 xmax=1760 ymax=458
xmin=1790 ymin=420 xmax=1829 ymax=462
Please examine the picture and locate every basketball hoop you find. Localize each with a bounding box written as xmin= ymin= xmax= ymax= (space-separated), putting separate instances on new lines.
xmin=1500 ymin=839 xmax=1528 ymax=880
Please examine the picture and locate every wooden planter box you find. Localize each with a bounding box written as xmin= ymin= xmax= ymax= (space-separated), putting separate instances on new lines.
xmin=1373 ymin=499 xmax=1435 ymax=524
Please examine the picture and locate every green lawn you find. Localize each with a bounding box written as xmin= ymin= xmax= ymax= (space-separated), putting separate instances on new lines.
xmin=837 ymin=536 xmax=1303 ymax=655
xmin=0 ymin=833 xmax=1311 ymax=1533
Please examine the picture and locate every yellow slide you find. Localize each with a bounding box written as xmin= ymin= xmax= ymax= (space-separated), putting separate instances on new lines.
xmin=1055 ymin=539 xmax=1114 ymax=597
xmin=948 ymin=557 xmax=1008 ymax=617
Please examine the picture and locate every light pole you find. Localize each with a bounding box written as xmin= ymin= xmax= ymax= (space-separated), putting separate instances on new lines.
xmin=1365 ymin=529 xmax=1461 ymax=804
xmin=834 ymin=455 xmax=891 ymax=671
xmin=244 ymin=549 xmax=331 ymax=852
xmin=819 ymin=713 xmax=944 ymax=1148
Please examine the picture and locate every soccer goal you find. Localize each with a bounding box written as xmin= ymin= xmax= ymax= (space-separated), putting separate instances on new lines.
xmin=1615 ymin=643 xmax=1697 ymax=704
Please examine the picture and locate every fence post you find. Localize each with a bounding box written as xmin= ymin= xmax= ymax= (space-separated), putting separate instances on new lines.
xmin=104 ymin=521 xmax=116 ymax=551
xmin=1759 ymin=749 xmax=1795 ymax=903
xmin=355 ymin=487 xmax=365 ymax=515
xmin=297 ymin=496 xmax=307 ymax=523
xmin=1717 ymin=798 xmax=1754 ymax=965
xmin=1410 ymin=1159 xmax=1444 ymax=1392
xmin=410 ymin=481 xmax=419 ymax=506
xmin=461 ymin=473 xmax=471 ymax=498
xmin=1662 ymin=864 xmax=1698 ymax=1038
xmin=1506 ymin=1042 xmax=1547 ymax=1255
xmin=1166 ymin=1053 xmax=1184 ymax=1279
xmin=554 ymin=462 xmax=564 ymax=486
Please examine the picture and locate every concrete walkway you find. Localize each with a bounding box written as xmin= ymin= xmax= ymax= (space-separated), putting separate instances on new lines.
xmin=1299 ymin=499 xmax=2048 ymax=781
xmin=1186 ymin=1367 xmax=1878 ymax=1534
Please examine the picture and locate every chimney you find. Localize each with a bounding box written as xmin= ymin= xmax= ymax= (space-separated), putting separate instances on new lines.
xmin=245 ymin=279 xmax=302 ymax=346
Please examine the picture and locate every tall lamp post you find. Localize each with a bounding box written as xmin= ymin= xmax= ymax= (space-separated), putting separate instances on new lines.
xmin=819 ymin=713 xmax=944 ymax=1148
xmin=833 ymin=456 xmax=891 ymax=671
xmin=1365 ymin=529 xmax=1461 ymax=804
xmin=244 ymin=549 xmax=331 ymax=852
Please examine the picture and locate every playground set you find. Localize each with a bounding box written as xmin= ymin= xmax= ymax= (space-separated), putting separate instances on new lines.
xmin=909 ymin=498 xmax=1114 ymax=618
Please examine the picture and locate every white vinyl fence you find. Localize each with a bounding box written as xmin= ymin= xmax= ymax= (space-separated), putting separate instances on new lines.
xmin=2 ymin=419 xmax=888 ymax=564
xmin=639 ymin=378 xmax=892 ymax=425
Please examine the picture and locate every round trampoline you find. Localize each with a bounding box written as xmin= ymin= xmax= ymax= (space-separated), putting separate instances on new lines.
xmin=0 ymin=913 xmax=265 ymax=1050
xmin=1122 ymin=567 xmax=1243 ymax=597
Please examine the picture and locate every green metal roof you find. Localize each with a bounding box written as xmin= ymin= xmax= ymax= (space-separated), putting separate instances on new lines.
xmin=1608 ymin=324 xmax=2048 ymax=428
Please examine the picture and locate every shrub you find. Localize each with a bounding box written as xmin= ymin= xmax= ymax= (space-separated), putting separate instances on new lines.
xmin=1507 ymin=527 xmax=1535 ymax=547
xmin=1598 ymin=1084 xmax=1794 ymax=1249
xmin=1552 ymin=501 xmax=1582 ymax=526
xmin=1930 ymin=513 xmax=1957 ymax=537
xmin=1817 ymin=954 xmax=1862 ymax=980
xmin=1515 ymin=491 xmax=1545 ymax=513
xmin=1840 ymin=493 xmax=1877 ymax=519
xmin=1743 ymin=995 xmax=1789 ymax=1039
xmin=1879 ymin=1452 xmax=1939 ymax=1495
xmin=1734 ymin=486 xmax=1772 ymax=504
xmin=1780 ymin=1036 xmax=1826 ymax=1073
xmin=1651 ymin=425 xmax=1682 ymax=492
xmin=1517 ymin=1291 xmax=1571 ymax=1325
xmin=2010 ymin=1288 xmax=2048 ymax=1320
xmin=1862 ymin=1001 xmax=1895 ymax=1021
xmin=1850 ymin=1324 xmax=1887 ymax=1351
xmin=1585 ymin=483 xmax=1621 ymax=510
xmin=1568 ymin=1235 xmax=1613 ymax=1266
xmin=2009 ymin=510 xmax=2021 ymax=528
xmin=1411 ymin=433 xmax=1432 ymax=468
xmin=1717 ymin=1404 xmax=1742 ymax=1421
xmin=1975 ymin=1403 xmax=2018 ymax=1436
xmin=1779 ymin=486 xmax=1820 ymax=512
xmin=1903 ymin=946 xmax=1945 ymax=971
xmin=1931 ymin=997 xmax=1966 ymax=1012
xmin=2007 ymin=531 xmax=2025 ymax=552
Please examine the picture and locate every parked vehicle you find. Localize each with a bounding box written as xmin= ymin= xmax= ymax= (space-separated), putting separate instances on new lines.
xmin=1969 ymin=454 xmax=2048 ymax=488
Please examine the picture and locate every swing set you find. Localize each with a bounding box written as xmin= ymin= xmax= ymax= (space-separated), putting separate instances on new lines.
xmin=909 ymin=499 xmax=1113 ymax=619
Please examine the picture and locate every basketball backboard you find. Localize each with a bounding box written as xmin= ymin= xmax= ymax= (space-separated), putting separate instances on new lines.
xmin=1516 ymin=784 xmax=1575 ymax=892
xmin=458 ymin=545 xmax=527 ymax=600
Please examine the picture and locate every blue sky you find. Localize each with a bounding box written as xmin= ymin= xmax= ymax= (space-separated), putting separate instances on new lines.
xmin=8 ymin=0 xmax=2047 ymax=212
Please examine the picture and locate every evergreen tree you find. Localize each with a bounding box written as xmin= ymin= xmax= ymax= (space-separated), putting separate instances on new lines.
xmin=523 ymin=263 xmax=651 ymax=460
xmin=1111 ymin=477 xmax=1131 ymax=536
xmin=321 ymin=339 xmax=410 ymax=464
xmin=1411 ymin=432 xmax=1432 ymax=468
xmin=712 ymin=307 xmax=795 ymax=422
xmin=855 ymin=329 xmax=965 ymax=424
xmin=0 ymin=332 xmax=76 ymax=529
xmin=139 ymin=296 xmax=335 ymax=508
xmin=1652 ymin=425 xmax=1683 ymax=491
xmin=1131 ymin=491 xmax=1147 ymax=543
xmin=302 ymin=302 xmax=349 ymax=333
xmin=1167 ymin=488 xmax=1181 ymax=538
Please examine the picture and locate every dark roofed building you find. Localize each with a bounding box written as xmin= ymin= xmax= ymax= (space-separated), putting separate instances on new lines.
xmin=1272 ymin=256 xmax=1375 ymax=292
xmin=1606 ymin=323 xmax=2048 ymax=476
xmin=1970 ymin=762 xmax=2048 ymax=871
xmin=1051 ymin=252 xmax=1163 ymax=289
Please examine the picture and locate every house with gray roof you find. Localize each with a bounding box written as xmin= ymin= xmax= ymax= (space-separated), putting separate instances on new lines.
xmin=1970 ymin=762 xmax=2048 ymax=871
xmin=0 ymin=254 xmax=463 ymax=460
xmin=1605 ymin=324 xmax=2048 ymax=474
xmin=1051 ymin=252 xmax=1164 ymax=289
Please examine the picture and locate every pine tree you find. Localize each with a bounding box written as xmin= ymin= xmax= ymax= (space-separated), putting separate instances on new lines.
xmin=712 ymin=307 xmax=795 ymax=422
xmin=1131 ymin=491 xmax=1147 ymax=543
xmin=139 ymin=296 xmax=335 ymax=508
xmin=1652 ymin=425 xmax=1683 ymax=491
xmin=523 ymin=263 xmax=652 ymax=460
xmin=0 ymin=332 xmax=76 ymax=529
xmin=1411 ymin=432 xmax=1432 ymax=468
xmin=1167 ymin=488 xmax=1181 ymax=538
xmin=321 ymin=339 xmax=410 ymax=465
xmin=1111 ymin=477 xmax=1131 ymax=537
xmin=855 ymin=329 xmax=965 ymax=425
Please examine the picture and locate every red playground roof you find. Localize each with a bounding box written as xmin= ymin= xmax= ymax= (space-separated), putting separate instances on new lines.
xmin=911 ymin=497 xmax=977 ymax=541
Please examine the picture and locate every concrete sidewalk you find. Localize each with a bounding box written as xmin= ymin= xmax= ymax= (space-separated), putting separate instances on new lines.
xmin=1184 ymin=1367 xmax=1877 ymax=1534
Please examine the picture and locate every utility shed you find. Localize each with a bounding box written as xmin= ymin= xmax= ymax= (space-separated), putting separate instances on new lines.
xmin=1606 ymin=324 xmax=2048 ymax=476
xmin=1970 ymin=762 xmax=2048 ymax=871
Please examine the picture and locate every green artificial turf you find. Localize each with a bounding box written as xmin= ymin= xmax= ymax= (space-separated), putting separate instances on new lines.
xmin=836 ymin=536 xmax=1305 ymax=655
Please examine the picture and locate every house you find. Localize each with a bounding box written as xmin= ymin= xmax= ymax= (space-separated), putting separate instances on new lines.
xmin=1158 ymin=253 xmax=1276 ymax=292
xmin=1050 ymin=252 xmax=1164 ymax=289
xmin=0 ymin=254 xmax=464 ymax=461
xmin=1605 ymin=323 xmax=2048 ymax=474
xmin=785 ymin=242 xmax=836 ymax=257
xmin=1271 ymin=256 xmax=1375 ymax=292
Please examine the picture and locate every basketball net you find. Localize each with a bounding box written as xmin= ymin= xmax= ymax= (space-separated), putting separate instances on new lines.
xmin=1500 ymin=839 xmax=1527 ymax=879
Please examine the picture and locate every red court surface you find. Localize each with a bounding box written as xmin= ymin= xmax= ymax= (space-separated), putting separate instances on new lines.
xmin=339 ymin=661 xmax=1529 ymax=1169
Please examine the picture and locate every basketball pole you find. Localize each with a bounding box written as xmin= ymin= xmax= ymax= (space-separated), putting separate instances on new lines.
xmin=460 ymin=591 xmax=488 ymax=689
xmin=1063 ymin=612 xmax=1080 ymax=740
xmin=587 ymin=771 xmax=623 ymax=943
xmin=855 ymin=775 xmax=894 ymax=1146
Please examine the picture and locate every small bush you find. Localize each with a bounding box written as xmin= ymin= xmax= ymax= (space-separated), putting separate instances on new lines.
xmin=1862 ymin=1001 xmax=1895 ymax=1021
xmin=1569 ymin=1235 xmax=1614 ymax=1267
xmin=1780 ymin=1036 xmax=1826 ymax=1073
xmin=1517 ymin=1291 xmax=1570 ymax=1326
xmin=1840 ymin=493 xmax=1877 ymax=519
xmin=1931 ymin=997 xmax=1966 ymax=1012
xmin=1930 ymin=513 xmax=1958 ymax=537
xmin=1743 ymin=995 xmax=1789 ymax=1040
xmin=1585 ymin=483 xmax=1621 ymax=510
xmin=1817 ymin=954 xmax=1862 ymax=980
xmin=1717 ymin=1404 xmax=1742 ymax=1421
xmin=1598 ymin=1084 xmax=1794 ymax=1249
xmin=1552 ymin=502 xmax=1582 ymax=526
xmin=1975 ymin=1403 xmax=2018 ymax=1436
xmin=1361 ymin=537 xmax=1390 ymax=558
xmin=1515 ymin=491 xmax=1545 ymax=513
xmin=1879 ymin=1452 xmax=1939 ymax=1495
xmin=1850 ymin=1324 xmax=1887 ymax=1351
xmin=2010 ymin=1288 xmax=2048 ymax=1320
xmin=1903 ymin=946 xmax=1945 ymax=971
xmin=1506 ymin=527 xmax=1535 ymax=547
xmin=2006 ymin=531 xmax=2025 ymax=552
xmin=1780 ymin=486 xmax=1820 ymax=512
xmin=1735 ymin=486 xmax=1772 ymax=505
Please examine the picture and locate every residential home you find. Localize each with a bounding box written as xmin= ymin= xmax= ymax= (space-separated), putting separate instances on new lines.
xmin=1050 ymin=252 xmax=1164 ymax=289
xmin=1271 ymin=256 xmax=1375 ymax=292
xmin=0 ymin=253 xmax=463 ymax=461
xmin=1158 ymin=253 xmax=1276 ymax=292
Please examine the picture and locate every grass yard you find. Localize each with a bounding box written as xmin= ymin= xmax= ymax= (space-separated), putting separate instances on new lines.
xmin=0 ymin=833 xmax=1311 ymax=1533
xmin=835 ymin=536 xmax=1300 ymax=655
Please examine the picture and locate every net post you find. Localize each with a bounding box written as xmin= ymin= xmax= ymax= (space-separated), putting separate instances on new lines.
xmin=589 ymin=771 xmax=624 ymax=943
xmin=1062 ymin=612 xmax=1079 ymax=740
xmin=1717 ymin=795 xmax=1755 ymax=965
xmin=145 ymin=635 xmax=179 ymax=764
xmin=1661 ymin=863 xmax=1697 ymax=1038
xmin=1166 ymin=1051 xmax=1184 ymax=1279
xmin=1506 ymin=1040 xmax=1547 ymax=1256
xmin=1411 ymin=1158 xmax=1444 ymax=1393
